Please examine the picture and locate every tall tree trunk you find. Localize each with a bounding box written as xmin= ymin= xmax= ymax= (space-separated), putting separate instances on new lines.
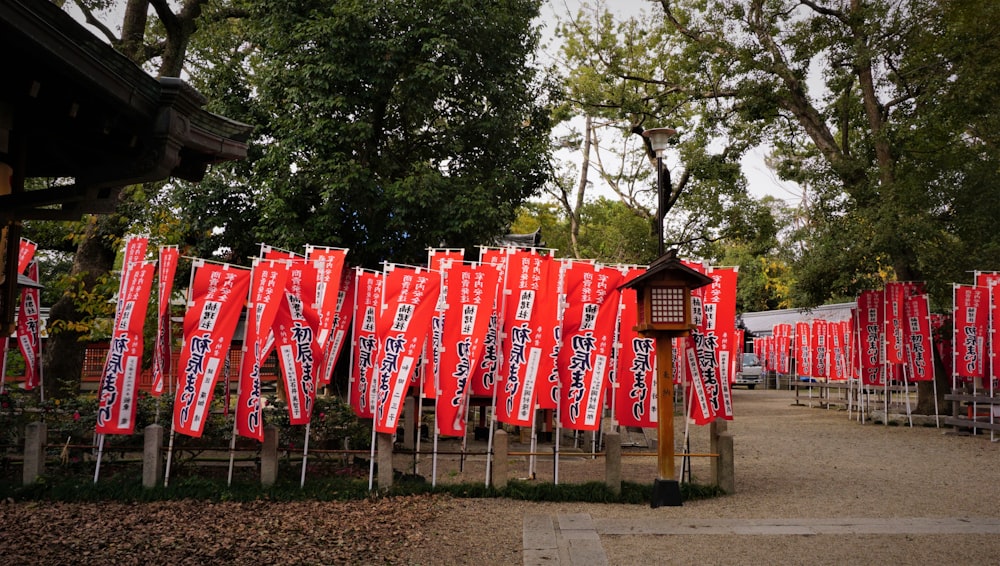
xmin=42 ymin=216 xmax=117 ymax=398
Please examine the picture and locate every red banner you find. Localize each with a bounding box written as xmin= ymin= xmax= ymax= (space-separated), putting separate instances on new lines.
xmin=324 ymin=269 xmax=355 ymax=385
xmin=773 ymin=323 xmax=792 ymax=374
xmin=273 ymin=261 xmax=322 ymax=425
xmin=884 ymin=283 xmax=907 ymax=365
xmin=469 ymin=248 xmax=510 ymax=396
xmin=794 ymin=321 xmax=812 ymax=378
xmin=857 ymin=290 xmax=885 ymax=386
xmin=235 ymin=259 xmax=290 ymax=441
xmin=349 ymin=269 xmax=383 ymax=419
xmin=435 ymin=261 xmax=501 ymax=437
xmin=496 ymin=251 xmax=555 ymax=426
xmin=17 ymin=239 xmax=36 ymax=275
xmin=151 ymin=246 xmax=179 ymax=396
xmin=556 ymin=262 xmax=623 ymax=431
xmin=96 ymin=261 xmax=155 ymax=435
xmin=305 ymin=246 xmax=348 ymax=386
xmin=953 ymin=284 xmax=987 ymax=380
xmin=424 ymin=250 xmax=466 ymax=400
xmin=373 ymin=265 xmax=441 ymax=434
xmin=260 ymin=244 xmax=302 ymax=261
xmin=683 ymin=333 xmax=714 ymax=425
xmin=15 ymin=262 xmax=41 ymax=390
xmin=811 ymin=320 xmax=829 ymax=378
xmin=615 ymin=268 xmax=656 ymax=428
xmin=903 ymin=293 xmax=934 ymax=382
xmin=700 ymin=266 xmax=738 ymax=388
xmin=531 ymin=259 xmax=563 ymax=411
xmin=173 ymin=262 xmax=251 ymax=437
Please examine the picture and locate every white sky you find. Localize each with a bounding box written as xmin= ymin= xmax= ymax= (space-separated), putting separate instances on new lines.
xmin=538 ymin=0 xmax=804 ymax=207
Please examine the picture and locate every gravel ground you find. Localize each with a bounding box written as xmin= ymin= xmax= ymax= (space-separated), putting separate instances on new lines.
xmin=2 ymin=388 xmax=1000 ymax=565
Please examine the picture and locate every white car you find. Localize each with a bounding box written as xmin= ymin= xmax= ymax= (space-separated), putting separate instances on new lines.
xmin=735 ymin=353 xmax=763 ymax=389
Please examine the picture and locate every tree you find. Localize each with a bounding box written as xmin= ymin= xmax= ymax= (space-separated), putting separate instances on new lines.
xmin=41 ymin=0 xmax=216 ymax=399
xmin=550 ymin=1 xmax=766 ymax=260
xmin=187 ymin=0 xmax=554 ymax=268
xmin=644 ymin=0 xmax=1000 ymax=412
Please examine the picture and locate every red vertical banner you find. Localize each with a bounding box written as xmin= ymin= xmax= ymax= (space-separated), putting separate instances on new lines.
xmin=615 ymin=267 xmax=657 ymax=428
xmin=235 ymin=260 xmax=290 ymax=441
xmin=684 ymin=332 xmax=715 ymax=425
xmin=17 ymin=238 xmax=36 ymax=275
xmin=151 ymin=246 xmax=179 ymax=396
xmin=425 ymin=249 xmax=466 ymax=400
xmin=173 ymin=262 xmax=251 ymax=437
xmin=556 ymin=262 xmax=623 ymax=431
xmin=794 ymin=321 xmax=812 ymax=378
xmin=884 ymin=282 xmax=907 ymax=365
xmin=701 ymin=267 xmax=738 ymax=395
xmin=904 ymin=293 xmax=934 ymax=382
xmin=305 ymin=246 xmax=348 ymax=387
xmin=828 ymin=321 xmax=847 ymax=381
xmin=324 ymin=269 xmax=355 ymax=383
xmin=531 ymin=258 xmax=563 ymax=412
xmin=349 ymin=269 xmax=383 ymax=419
xmin=273 ymin=260 xmax=322 ymax=425
xmin=496 ymin=252 xmax=556 ymax=427
xmin=953 ymin=284 xmax=987 ymax=382
xmin=469 ymin=248 xmax=510 ymax=396
xmin=977 ymin=273 xmax=1000 ymax=384
xmin=435 ymin=261 xmax=501 ymax=437
xmin=857 ymin=290 xmax=885 ymax=386
xmin=773 ymin=323 xmax=792 ymax=374
xmin=373 ymin=265 xmax=441 ymax=434
xmin=811 ymin=320 xmax=829 ymax=378
xmin=96 ymin=261 xmax=155 ymax=435
xmin=15 ymin=262 xmax=41 ymax=390
xmin=841 ymin=319 xmax=855 ymax=379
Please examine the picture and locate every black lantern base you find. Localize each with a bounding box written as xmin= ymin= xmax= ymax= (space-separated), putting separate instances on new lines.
xmin=650 ymin=478 xmax=683 ymax=508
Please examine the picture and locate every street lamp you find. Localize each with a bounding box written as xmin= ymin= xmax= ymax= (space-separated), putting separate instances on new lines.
xmin=642 ymin=127 xmax=677 ymax=257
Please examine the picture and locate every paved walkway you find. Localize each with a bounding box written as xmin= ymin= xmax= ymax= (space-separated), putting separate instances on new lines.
xmin=523 ymin=514 xmax=1000 ymax=565
xmin=518 ymin=388 xmax=1000 ymax=565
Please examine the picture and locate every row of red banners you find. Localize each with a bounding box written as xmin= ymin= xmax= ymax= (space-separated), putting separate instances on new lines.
xmin=749 ymin=277 xmax=1000 ymax=388
xmin=90 ymin=238 xmax=742 ymax=438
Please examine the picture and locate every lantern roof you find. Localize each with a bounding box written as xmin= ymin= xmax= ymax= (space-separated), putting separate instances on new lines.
xmin=619 ymin=249 xmax=713 ymax=291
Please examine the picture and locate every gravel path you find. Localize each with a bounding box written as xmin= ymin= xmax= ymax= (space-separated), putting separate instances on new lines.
xmin=2 ymin=388 xmax=999 ymax=565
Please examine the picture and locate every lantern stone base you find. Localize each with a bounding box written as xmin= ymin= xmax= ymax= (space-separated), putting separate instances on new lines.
xmin=651 ymin=478 xmax=683 ymax=508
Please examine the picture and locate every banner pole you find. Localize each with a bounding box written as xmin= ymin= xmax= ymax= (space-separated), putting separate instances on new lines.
xmin=367 ymin=422 xmax=377 ymax=491
xmin=0 ymin=337 xmax=9 ymax=394
xmin=484 ymin=385 xmax=498 ymax=487
xmin=300 ymin=423 xmax=310 ymax=488
xmin=92 ymin=433 xmax=105 ymax=483
xmin=163 ymin=428 xmax=176 ymax=487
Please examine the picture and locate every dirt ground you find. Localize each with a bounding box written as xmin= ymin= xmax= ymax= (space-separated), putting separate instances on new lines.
xmin=3 ymin=387 xmax=1000 ymax=565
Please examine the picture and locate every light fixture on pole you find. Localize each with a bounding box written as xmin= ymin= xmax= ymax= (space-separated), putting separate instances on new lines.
xmin=642 ymin=127 xmax=677 ymax=257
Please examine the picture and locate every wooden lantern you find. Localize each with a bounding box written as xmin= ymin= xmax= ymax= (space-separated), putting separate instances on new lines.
xmin=622 ymin=249 xmax=713 ymax=336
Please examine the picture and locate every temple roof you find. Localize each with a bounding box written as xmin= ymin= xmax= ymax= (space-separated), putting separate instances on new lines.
xmin=0 ymin=0 xmax=252 ymax=221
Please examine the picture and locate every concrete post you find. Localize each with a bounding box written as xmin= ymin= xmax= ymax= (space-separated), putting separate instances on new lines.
xmin=710 ymin=420 xmax=735 ymax=493
xmin=492 ymin=429 xmax=508 ymax=489
xmin=261 ymin=425 xmax=279 ymax=487
xmin=402 ymin=396 xmax=416 ymax=450
xmin=717 ymin=432 xmax=735 ymax=494
xmin=377 ymin=432 xmax=394 ymax=490
xmin=143 ymin=424 xmax=164 ymax=489
xmin=23 ymin=421 xmax=46 ymax=485
xmin=604 ymin=431 xmax=621 ymax=495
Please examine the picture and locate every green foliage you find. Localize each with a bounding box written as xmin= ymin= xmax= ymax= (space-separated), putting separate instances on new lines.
xmin=185 ymin=0 xmax=554 ymax=268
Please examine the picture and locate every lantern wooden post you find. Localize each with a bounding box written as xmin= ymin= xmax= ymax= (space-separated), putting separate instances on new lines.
xmin=619 ymin=250 xmax=712 ymax=507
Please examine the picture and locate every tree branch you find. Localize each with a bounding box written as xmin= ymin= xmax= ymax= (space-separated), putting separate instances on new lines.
xmin=72 ymin=0 xmax=120 ymax=46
